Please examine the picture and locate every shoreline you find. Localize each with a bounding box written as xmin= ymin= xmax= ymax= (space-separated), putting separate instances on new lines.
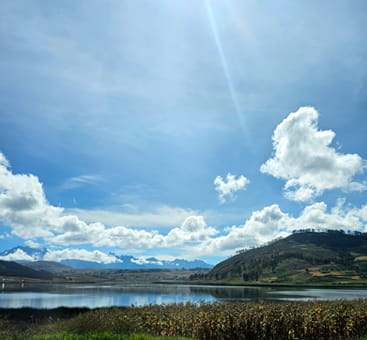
xmin=156 ymin=279 xmax=367 ymax=289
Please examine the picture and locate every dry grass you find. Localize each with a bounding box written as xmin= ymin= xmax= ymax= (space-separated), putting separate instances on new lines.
xmin=2 ymin=300 xmax=367 ymax=340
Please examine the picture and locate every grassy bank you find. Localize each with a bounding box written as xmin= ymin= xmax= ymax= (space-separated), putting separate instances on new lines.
xmin=1 ymin=300 xmax=367 ymax=339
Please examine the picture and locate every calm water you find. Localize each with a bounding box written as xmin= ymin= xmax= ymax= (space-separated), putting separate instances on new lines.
xmin=1 ymin=283 xmax=367 ymax=308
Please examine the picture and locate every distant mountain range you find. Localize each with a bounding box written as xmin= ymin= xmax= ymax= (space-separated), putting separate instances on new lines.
xmin=0 ymin=246 xmax=212 ymax=270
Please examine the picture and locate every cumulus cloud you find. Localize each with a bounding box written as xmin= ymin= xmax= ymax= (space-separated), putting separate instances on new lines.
xmin=68 ymin=205 xmax=197 ymax=228
xmin=43 ymin=249 xmax=121 ymax=264
xmin=0 ymin=151 xmax=217 ymax=250
xmin=354 ymin=205 xmax=367 ymax=221
xmin=189 ymin=200 xmax=367 ymax=257
xmin=47 ymin=217 xmax=216 ymax=249
xmin=25 ymin=240 xmax=42 ymax=248
xmin=0 ymin=154 xmax=61 ymax=238
xmin=2 ymin=150 xmax=367 ymax=260
xmin=131 ymin=256 xmax=163 ymax=266
xmin=88 ymin=226 xmax=165 ymax=249
xmin=68 ymin=216 xmax=218 ymax=249
xmin=164 ymin=216 xmax=218 ymax=246
xmin=292 ymin=201 xmax=362 ymax=231
xmin=0 ymin=153 xmax=10 ymax=168
xmin=0 ymin=248 xmax=34 ymax=261
xmin=195 ymin=205 xmax=289 ymax=255
xmin=261 ymin=107 xmax=366 ymax=201
xmin=214 ymin=173 xmax=250 ymax=203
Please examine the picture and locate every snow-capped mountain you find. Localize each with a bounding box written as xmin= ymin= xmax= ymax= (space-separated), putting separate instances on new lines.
xmin=111 ymin=254 xmax=212 ymax=269
xmin=0 ymin=246 xmax=212 ymax=269
xmin=0 ymin=246 xmax=48 ymax=262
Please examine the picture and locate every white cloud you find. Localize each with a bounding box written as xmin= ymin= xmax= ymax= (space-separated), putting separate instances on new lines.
xmin=0 ymin=151 xmax=217 ymax=250
xmin=0 ymin=248 xmax=34 ymax=262
xmin=164 ymin=216 xmax=218 ymax=246
xmin=0 ymin=154 xmax=62 ymax=238
xmin=195 ymin=205 xmax=290 ymax=256
xmin=78 ymin=225 xmax=165 ymax=249
xmin=1 ymin=151 xmax=366 ymax=260
xmin=0 ymin=232 xmax=11 ymax=240
xmin=260 ymin=107 xmax=366 ymax=201
xmin=149 ymin=254 xmax=177 ymax=262
xmin=25 ymin=240 xmax=42 ymax=248
xmin=0 ymin=153 xmax=10 ymax=168
xmin=354 ymin=205 xmax=367 ymax=221
xmin=61 ymin=175 xmax=102 ymax=190
xmin=131 ymin=256 xmax=163 ymax=266
xmin=43 ymin=249 xmax=121 ymax=264
xmin=68 ymin=205 xmax=197 ymax=228
xmin=214 ymin=173 xmax=250 ymax=203
xmin=52 ymin=216 xmax=217 ymax=250
xmin=189 ymin=200 xmax=367 ymax=257
xmin=291 ymin=201 xmax=362 ymax=232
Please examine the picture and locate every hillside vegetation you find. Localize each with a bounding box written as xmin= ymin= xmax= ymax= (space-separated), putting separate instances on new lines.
xmin=0 ymin=259 xmax=208 ymax=283
xmin=23 ymin=261 xmax=73 ymax=273
xmin=0 ymin=260 xmax=54 ymax=280
xmin=205 ymin=230 xmax=367 ymax=284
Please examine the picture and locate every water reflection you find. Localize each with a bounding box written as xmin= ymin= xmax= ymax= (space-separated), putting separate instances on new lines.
xmin=0 ymin=284 xmax=367 ymax=308
xmin=269 ymin=288 xmax=367 ymax=301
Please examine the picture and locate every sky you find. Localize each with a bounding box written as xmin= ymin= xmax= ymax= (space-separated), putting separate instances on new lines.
xmin=0 ymin=0 xmax=366 ymax=265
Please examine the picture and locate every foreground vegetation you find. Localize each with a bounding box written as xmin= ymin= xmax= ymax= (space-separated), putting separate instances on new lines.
xmin=2 ymin=300 xmax=367 ymax=339
xmin=23 ymin=334 xmax=191 ymax=340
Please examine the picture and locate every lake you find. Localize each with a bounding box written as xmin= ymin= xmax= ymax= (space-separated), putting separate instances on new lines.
xmin=1 ymin=283 xmax=367 ymax=309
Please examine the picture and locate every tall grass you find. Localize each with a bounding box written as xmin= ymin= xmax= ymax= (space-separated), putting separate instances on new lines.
xmin=60 ymin=301 xmax=367 ymax=339
xmin=2 ymin=300 xmax=367 ymax=339
xmin=24 ymin=334 xmax=191 ymax=340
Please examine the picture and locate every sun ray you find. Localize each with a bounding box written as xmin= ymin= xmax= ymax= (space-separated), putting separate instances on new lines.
xmin=205 ymin=0 xmax=246 ymax=133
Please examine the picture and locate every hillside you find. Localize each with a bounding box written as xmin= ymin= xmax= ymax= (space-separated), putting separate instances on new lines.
xmin=22 ymin=261 xmax=73 ymax=273
xmin=205 ymin=230 xmax=367 ymax=285
xmin=0 ymin=260 xmax=54 ymax=280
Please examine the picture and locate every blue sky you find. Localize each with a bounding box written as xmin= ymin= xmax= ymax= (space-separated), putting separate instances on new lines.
xmin=0 ymin=0 xmax=366 ymax=264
